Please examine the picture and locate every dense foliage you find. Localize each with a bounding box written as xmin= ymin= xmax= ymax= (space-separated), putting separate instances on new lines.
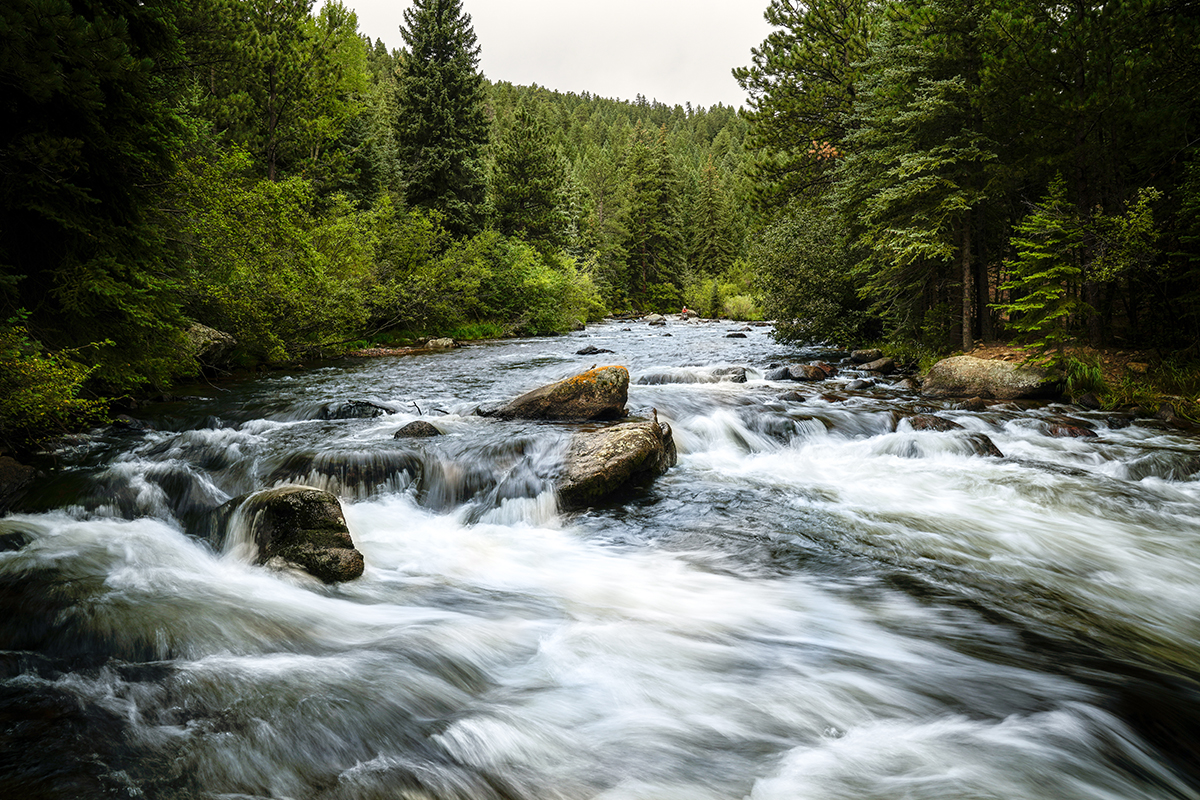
xmin=0 ymin=0 xmax=756 ymax=449
xmin=739 ymin=0 xmax=1200 ymax=359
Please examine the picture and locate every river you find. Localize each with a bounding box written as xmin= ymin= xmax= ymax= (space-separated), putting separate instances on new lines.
xmin=2 ymin=319 xmax=1199 ymax=800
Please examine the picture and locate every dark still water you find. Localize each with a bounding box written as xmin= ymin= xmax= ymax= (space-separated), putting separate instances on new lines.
xmin=3 ymin=320 xmax=1200 ymax=799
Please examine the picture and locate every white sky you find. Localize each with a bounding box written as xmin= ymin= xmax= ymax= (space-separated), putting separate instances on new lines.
xmin=338 ymin=0 xmax=773 ymax=109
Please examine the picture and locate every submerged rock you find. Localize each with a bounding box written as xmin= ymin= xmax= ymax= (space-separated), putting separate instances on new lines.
xmin=576 ymin=344 xmax=615 ymax=355
xmin=557 ymin=418 xmax=677 ymax=510
xmin=922 ymin=356 xmax=1055 ymax=400
xmin=489 ymin=366 xmax=629 ymax=421
xmin=321 ymin=400 xmax=394 ymax=420
xmin=903 ymin=414 xmax=964 ymax=432
xmin=394 ymin=420 xmax=442 ymax=438
xmin=711 ymin=366 xmax=748 ymax=383
xmin=216 ymin=486 xmax=364 ymax=583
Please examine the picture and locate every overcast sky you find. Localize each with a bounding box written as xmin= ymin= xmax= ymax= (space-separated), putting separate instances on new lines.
xmin=337 ymin=0 xmax=774 ymax=109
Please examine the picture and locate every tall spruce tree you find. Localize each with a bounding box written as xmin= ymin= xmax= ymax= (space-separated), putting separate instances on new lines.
xmin=490 ymin=100 xmax=569 ymax=248
xmin=623 ymin=123 xmax=685 ymax=305
xmin=396 ymin=0 xmax=488 ymax=236
xmin=734 ymin=0 xmax=878 ymax=207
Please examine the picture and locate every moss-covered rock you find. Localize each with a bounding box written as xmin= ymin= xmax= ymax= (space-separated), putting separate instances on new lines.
xmin=922 ymin=355 xmax=1056 ymax=400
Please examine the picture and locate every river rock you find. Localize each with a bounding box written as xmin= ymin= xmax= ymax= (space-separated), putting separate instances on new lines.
xmin=779 ymin=391 xmax=807 ymax=402
xmin=725 ymin=332 xmax=747 ymax=339
xmin=394 ymin=420 xmax=441 ymax=438
xmin=845 ymin=379 xmax=873 ymax=391
xmin=0 ymin=456 xmax=36 ymax=514
xmin=712 ymin=366 xmax=748 ymax=383
xmin=783 ymin=362 xmax=837 ymax=381
xmin=184 ymin=323 xmax=237 ymax=370
xmin=218 ymin=486 xmax=364 ymax=583
xmin=851 ymin=348 xmax=883 ymax=364
xmin=967 ymin=433 xmax=1004 ymax=458
xmin=645 ymin=314 xmax=666 ymax=326
xmin=425 ymin=338 xmax=456 ymax=349
xmin=1046 ymin=421 xmax=1098 ymax=438
xmin=321 ymin=400 xmax=394 ymax=420
xmin=557 ymin=419 xmax=677 ymax=510
xmin=905 ymin=414 xmax=963 ymax=432
xmin=922 ymin=356 xmax=1055 ymax=400
xmin=576 ymin=345 xmax=615 ymax=355
xmin=862 ymin=357 xmax=896 ymax=374
xmin=490 ymin=366 xmax=629 ymax=421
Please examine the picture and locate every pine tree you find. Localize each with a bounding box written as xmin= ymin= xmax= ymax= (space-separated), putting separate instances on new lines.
xmin=490 ymin=100 xmax=569 ymax=248
xmin=623 ymin=124 xmax=685 ymax=305
xmin=994 ymin=176 xmax=1088 ymax=361
xmin=689 ymin=156 xmax=736 ymax=275
xmin=0 ymin=0 xmax=191 ymax=389
xmin=734 ymin=0 xmax=878 ymax=207
xmin=396 ymin=0 xmax=488 ymax=236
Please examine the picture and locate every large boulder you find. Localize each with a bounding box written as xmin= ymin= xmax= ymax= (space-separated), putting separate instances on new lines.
xmin=0 ymin=456 xmax=36 ymax=514
xmin=184 ymin=323 xmax=237 ymax=370
xmin=850 ymin=348 xmax=883 ymax=364
xmin=557 ymin=418 xmax=677 ymax=510
xmin=921 ymin=356 xmax=1055 ymax=400
xmin=215 ymin=486 xmax=364 ymax=583
xmin=490 ymin=366 xmax=629 ymax=421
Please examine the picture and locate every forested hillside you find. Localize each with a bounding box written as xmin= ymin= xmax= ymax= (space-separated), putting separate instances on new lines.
xmin=0 ymin=0 xmax=754 ymax=450
xmin=739 ymin=0 xmax=1200 ymax=363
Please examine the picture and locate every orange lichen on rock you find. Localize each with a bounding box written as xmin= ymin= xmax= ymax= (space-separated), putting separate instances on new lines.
xmin=493 ymin=366 xmax=630 ymax=420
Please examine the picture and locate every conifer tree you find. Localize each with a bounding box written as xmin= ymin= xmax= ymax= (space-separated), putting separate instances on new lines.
xmin=396 ymin=0 xmax=488 ymax=236
xmin=689 ymin=156 xmax=736 ymax=275
xmin=623 ymin=124 xmax=685 ymax=305
xmin=490 ymin=100 xmax=569 ymax=248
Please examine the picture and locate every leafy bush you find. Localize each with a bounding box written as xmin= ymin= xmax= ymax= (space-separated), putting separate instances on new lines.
xmin=175 ymin=149 xmax=376 ymax=364
xmin=722 ymin=294 xmax=762 ymax=321
xmin=0 ymin=324 xmax=106 ymax=450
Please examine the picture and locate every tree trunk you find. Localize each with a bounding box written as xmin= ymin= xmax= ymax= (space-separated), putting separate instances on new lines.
xmin=961 ymin=214 xmax=974 ymax=351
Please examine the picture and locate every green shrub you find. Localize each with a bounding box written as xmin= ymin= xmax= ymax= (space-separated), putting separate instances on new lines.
xmin=723 ymin=294 xmax=761 ymax=321
xmin=0 ymin=324 xmax=107 ymax=450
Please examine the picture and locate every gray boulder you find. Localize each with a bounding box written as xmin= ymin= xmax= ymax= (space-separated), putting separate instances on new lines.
xmin=394 ymin=420 xmax=442 ymax=438
xmin=557 ymin=418 xmax=677 ymax=510
xmin=645 ymin=314 xmax=667 ymax=326
xmin=711 ymin=366 xmax=748 ymax=383
xmin=862 ymin=357 xmax=896 ymax=374
xmin=216 ymin=486 xmax=364 ymax=583
xmin=490 ymin=366 xmax=629 ymax=421
xmin=922 ymin=356 xmax=1055 ymax=400
xmin=184 ymin=323 xmax=237 ymax=370
xmin=851 ymin=348 xmax=883 ymax=364
xmin=426 ymin=338 xmax=456 ymax=349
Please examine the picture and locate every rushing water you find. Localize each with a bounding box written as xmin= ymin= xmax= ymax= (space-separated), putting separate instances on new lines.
xmin=3 ymin=320 xmax=1200 ymax=800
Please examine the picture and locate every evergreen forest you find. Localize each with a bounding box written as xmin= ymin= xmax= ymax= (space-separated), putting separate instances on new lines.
xmin=2 ymin=0 xmax=1199 ymax=450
